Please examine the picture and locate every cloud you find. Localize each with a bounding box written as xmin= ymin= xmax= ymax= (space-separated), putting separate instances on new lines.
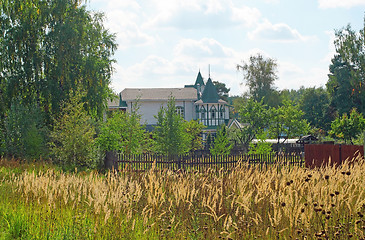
xmin=174 ymin=38 xmax=235 ymax=59
xmin=88 ymin=0 xmax=155 ymax=49
xmin=147 ymin=0 xmax=261 ymax=29
xmin=318 ymin=0 xmax=365 ymax=8
xmin=277 ymin=61 xmax=328 ymax=90
xmin=248 ymin=19 xmax=316 ymax=42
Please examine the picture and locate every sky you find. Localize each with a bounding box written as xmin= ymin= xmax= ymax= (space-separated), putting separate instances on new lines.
xmin=86 ymin=0 xmax=365 ymax=96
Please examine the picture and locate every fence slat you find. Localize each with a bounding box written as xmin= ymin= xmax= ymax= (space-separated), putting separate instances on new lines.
xmin=115 ymin=152 xmax=304 ymax=171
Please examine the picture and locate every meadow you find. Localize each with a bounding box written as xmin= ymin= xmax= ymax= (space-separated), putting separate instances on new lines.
xmin=0 ymin=157 xmax=364 ymax=239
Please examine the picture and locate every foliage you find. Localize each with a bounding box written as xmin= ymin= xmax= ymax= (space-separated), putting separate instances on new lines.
xmin=299 ymin=87 xmax=332 ymax=131
xmin=2 ymin=157 xmax=365 ymax=239
xmin=184 ymin=119 xmax=205 ymax=152
xmin=210 ymin=125 xmax=232 ymax=155
xmin=49 ymin=91 xmax=100 ymax=169
xmin=154 ymin=96 xmax=189 ymax=155
xmin=248 ymin=131 xmax=273 ymax=155
xmin=213 ymin=80 xmax=230 ymax=101
xmin=97 ymin=103 xmax=148 ymax=154
xmin=329 ymin=108 xmax=365 ymax=144
xmin=327 ymin=55 xmax=357 ymax=116
xmin=237 ymin=53 xmax=279 ymax=107
xmin=233 ymin=98 xmax=271 ymax=145
xmin=327 ymin=20 xmax=365 ymax=116
xmin=0 ymin=0 xmax=117 ymax=123
xmin=269 ymin=100 xmax=310 ymax=143
xmin=3 ymin=98 xmax=47 ymax=159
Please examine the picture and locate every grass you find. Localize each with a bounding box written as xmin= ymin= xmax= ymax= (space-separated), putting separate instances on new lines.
xmin=0 ymin=157 xmax=365 ymax=239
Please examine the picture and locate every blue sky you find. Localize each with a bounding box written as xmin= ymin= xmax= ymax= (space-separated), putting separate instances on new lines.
xmin=87 ymin=0 xmax=365 ymax=96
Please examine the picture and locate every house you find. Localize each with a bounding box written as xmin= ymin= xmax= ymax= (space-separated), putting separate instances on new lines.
xmin=109 ymin=71 xmax=230 ymax=137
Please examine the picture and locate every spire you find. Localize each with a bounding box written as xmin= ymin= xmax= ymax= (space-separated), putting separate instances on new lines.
xmin=194 ymin=70 xmax=205 ymax=87
xmin=201 ymin=77 xmax=219 ymax=103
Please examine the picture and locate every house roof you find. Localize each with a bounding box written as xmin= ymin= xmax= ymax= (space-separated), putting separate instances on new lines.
xmin=107 ymin=94 xmax=127 ymax=108
xmin=121 ymin=88 xmax=198 ymax=101
xmin=201 ymin=78 xmax=220 ymax=103
xmin=194 ymin=71 xmax=205 ymax=87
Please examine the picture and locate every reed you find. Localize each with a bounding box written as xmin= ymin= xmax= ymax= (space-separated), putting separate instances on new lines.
xmin=0 ymin=156 xmax=364 ymax=239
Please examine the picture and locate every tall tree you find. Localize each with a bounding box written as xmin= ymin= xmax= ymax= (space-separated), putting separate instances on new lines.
xmin=0 ymin=0 xmax=116 ymax=122
xmin=237 ymin=54 xmax=279 ymax=107
xmin=213 ymin=80 xmax=230 ymax=101
xmin=327 ymin=55 xmax=358 ymax=116
xmin=299 ymin=87 xmax=332 ymax=131
xmin=327 ymin=20 xmax=365 ymax=115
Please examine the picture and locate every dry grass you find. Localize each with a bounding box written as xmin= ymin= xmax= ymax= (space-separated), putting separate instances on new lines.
xmin=1 ymin=157 xmax=365 ymax=239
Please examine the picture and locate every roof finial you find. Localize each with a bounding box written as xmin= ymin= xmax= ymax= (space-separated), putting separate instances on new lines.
xmin=208 ymin=64 xmax=210 ymax=78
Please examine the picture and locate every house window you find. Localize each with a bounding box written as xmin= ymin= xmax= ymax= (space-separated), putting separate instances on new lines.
xmin=201 ymin=111 xmax=205 ymax=119
xmin=211 ymin=109 xmax=216 ymax=118
xmin=176 ymin=106 xmax=184 ymax=117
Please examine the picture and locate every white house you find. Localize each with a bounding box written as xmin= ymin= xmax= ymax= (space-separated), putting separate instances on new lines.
xmin=108 ymin=71 xmax=230 ymax=136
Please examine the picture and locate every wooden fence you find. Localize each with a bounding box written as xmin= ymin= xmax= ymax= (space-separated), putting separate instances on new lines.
xmin=114 ymin=153 xmax=304 ymax=171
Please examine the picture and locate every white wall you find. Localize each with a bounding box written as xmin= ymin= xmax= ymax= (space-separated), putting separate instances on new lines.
xmin=127 ymin=100 xmax=195 ymax=125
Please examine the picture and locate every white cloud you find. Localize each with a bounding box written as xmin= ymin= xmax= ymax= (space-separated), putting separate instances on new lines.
xmin=89 ymin=0 xmax=155 ymax=49
xmin=318 ymin=0 xmax=365 ymax=8
xmin=147 ymin=0 xmax=261 ymax=29
xmin=248 ymin=19 xmax=316 ymax=42
xmin=277 ymin=61 xmax=329 ymax=90
xmin=174 ymin=38 xmax=235 ymax=59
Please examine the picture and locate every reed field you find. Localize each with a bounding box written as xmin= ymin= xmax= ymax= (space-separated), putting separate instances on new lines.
xmin=0 ymin=157 xmax=365 ymax=239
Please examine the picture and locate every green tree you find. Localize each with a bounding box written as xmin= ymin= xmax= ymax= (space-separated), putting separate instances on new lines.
xmin=49 ymin=91 xmax=100 ymax=169
xmin=213 ymin=81 xmax=230 ymax=101
xmin=327 ymin=20 xmax=365 ymax=115
xmin=0 ymin=0 xmax=116 ymax=123
xmin=248 ymin=132 xmax=273 ymax=155
xmin=210 ymin=125 xmax=232 ymax=156
xmin=233 ymin=98 xmax=271 ymax=146
xmin=327 ymin=55 xmax=357 ymax=116
xmin=154 ymin=96 xmax=189 ymax=155
xmin=4 ymin=98 xmax=47 ymax=159
xmin=329 ymin=108 xmax=365 ymax=144
xmin=269 ymin=100 xmax=310 ymax=143
xmin=237 ymin=54 xmax=279 ymax=107
xmin=184 ymin=120 xmax=205 ymax=152
xmin=97 ymin=106 xmax=148 ymax=154
xmin=299 ymin=87 xmax=332 ymax=131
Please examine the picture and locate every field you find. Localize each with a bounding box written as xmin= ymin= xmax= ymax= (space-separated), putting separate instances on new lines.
xmin=0 ymin=157 xmax=365 ymax=239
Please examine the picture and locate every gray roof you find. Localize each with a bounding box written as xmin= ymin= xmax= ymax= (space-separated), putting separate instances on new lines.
xmin=121 ymin=88 xmax=198 ymax=101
